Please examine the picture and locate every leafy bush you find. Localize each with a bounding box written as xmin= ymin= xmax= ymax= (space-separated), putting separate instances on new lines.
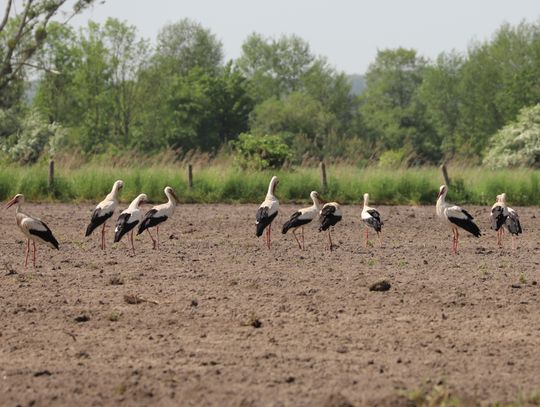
xmin=483 ymin=104 xmax=540 ymax=168
xmin=1 ymin=109 xmax=67 ymax=164
xmin=230 ymin=133 xmax=292 ymax=170
xmin=378 ymin=149 xmax=406 ymax=169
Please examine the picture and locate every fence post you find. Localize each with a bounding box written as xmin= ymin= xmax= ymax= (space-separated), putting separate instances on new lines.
xmin=440 ymin=162 xmax=451 ymax=187
xmin=187 ymin=164 xmax=193 ymax=189
xmin=319 ymin=161 xmax=327 ymax=191
xmin=48 ymin=159 xmax=55 ymax=189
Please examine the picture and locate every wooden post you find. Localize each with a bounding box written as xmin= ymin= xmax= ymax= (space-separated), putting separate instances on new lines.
xmin=48 ymin=159 xmax=55 ymax=188
xmin=319 ymin=161 xmax=327 ymax=191
xmin=187 ymin=164 xmax=193 ymax=189
xmin=440 ymin=162 xmax=450 ymax=187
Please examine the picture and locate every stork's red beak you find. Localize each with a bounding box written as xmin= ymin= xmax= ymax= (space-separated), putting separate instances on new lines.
xmin=5 ymin=197 xmax=17 ymax=209
xmin=171 ymin=191 xmax=179 ymax=204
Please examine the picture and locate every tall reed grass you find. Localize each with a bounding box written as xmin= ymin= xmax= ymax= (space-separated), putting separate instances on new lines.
xmin=0 ymin=163 xmax=539 ymax=205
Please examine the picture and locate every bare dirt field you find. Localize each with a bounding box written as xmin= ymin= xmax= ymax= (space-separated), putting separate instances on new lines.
xmin=1 ymin=202 xmax=539 ymax=406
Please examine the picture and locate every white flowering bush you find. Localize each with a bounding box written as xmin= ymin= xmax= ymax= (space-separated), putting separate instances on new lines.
xmin=483 ymin=104 xmax=540 ymax=168
xmin=1 ymin=109 xmax=67 ymax=164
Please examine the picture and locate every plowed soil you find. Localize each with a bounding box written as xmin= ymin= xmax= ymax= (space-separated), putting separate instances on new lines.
xmin=1 ymin=203 xmax=539 ymax=406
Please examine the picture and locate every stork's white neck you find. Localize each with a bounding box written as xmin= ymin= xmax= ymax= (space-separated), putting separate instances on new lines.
xmin=165 ymin=190 xmax=177 ymax=206
xmin=363 ymin=194 xmax=369 ymax=207
xmin=267 ymin=178 xmax=277 ymax=198
xmin=436 ymin=190 xmax=447 ymax=217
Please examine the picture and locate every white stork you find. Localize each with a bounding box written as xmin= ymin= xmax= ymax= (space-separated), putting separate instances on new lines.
xmin=256 ymin=176 xmax=279 ymax=249
xmin=436 ymin=185 xmax=481 ymax=254
xmin=5 ymin=194 xmax=59 ymax=267
xmin=490 ymin=193 xmax=522 ymax=249
xmin=114 ymin=193 xmax=148 ymax=255
xmin=319 ymin=202 xmax=342 ymax=251
xmin=361 ymin=193 xmax=383 ymax=247
xmin=282 ymin=191 xmax=324 ymax=250
xmin=85 ymin=180 xmax=123 ymax=250
xmin=137 ymin=186 xmax=178 ymax=250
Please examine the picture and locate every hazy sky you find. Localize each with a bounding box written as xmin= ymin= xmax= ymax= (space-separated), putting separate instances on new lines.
xmin=70 ymin=0 xmax=540 ymax=74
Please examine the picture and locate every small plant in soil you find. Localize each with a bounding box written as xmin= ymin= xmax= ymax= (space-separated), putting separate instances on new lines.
xmin=109 ymin=312 xmax=121 ymax=322
xmin=243 ymin=313 xmax=262 ymax=328
xmin=519 ymin=274 xmax=527 ymax=284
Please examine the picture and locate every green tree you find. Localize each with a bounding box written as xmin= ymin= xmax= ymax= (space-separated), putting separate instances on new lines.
xmin=359 ymin=48 xmax=438 ymax=163
xmin=155 ymin=19 xmax=223 ymax=76
xmin=0 ymin=0 xmax=98 ymax=100
xmin=237 ymin=33 xmax=316 ymax=102
xmin=417 ymin=52 xmax=463 ymax=158
xmin=33 ymin=22 xmax=79 ymax=124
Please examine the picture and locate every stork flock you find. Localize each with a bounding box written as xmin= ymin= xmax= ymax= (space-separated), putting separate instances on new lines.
xmin=3 ymin=176 xmax=523 ymax=267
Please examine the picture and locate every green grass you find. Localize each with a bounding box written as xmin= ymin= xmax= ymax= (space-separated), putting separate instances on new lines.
xmin=1 ymin=164 xmax=540 ymax=205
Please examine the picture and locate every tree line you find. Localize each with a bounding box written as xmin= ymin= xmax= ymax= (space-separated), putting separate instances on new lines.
xmin=1 ymin=4 xmax=540 ymax=168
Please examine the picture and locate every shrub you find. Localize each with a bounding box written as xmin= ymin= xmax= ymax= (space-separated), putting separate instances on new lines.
xmin=483 ymin=104 xmax=540 ymax=168
xmin=230 ymin=133 xmax=292 ymax=170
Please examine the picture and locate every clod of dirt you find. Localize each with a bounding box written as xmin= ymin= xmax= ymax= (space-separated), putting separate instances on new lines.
xmin=369 ymin=280 xmax=391 ymax=292
xmin=34 ymin=370 xmax=52 ymax=377
xmin=243 ymin=314 xmax=262 ymax=328
xmin=109 ymin=275 xmax=124 ymax=285
xmin=285 ymin=376 xmax=295 ymax=383
xmin=4 ymin=262 xmax=17 ymax=275
xmin=191 ymin=299 xmax=198 ymax=307
xmin=124 ymin=294 xmax=159 ymax=305
xmin=511 ymin=284 xmax=522 ymax=289
xmin=74 ymin=315 xmax=90 ymax=323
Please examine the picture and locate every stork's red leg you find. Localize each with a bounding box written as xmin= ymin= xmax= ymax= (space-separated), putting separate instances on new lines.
xmin=156 ymin=225 xmax=160 ymax=249
xmin=268 ymin=224 xmax=272 ymax=249
xmin=130 ymin=230 xmax=135 ymax=255
xmin=24 ymin=238 xmax=30 ymax=267
xmin=365 ymin=228 xmax=369 ymax=247
xmin=146 ymin=229 xmax=157 ymax=250
xmin=292 ymin=229 xmax=302 ymax=249
xmin=101 ymin=222 xmax=107 ymax=250
xmin=328 ymin=230 xmax=333 ymax=251
xmin=301 ymin=227 xmax=305 ymax=250
xmin=377 ymin=231 xmax=383 ymax=247
xmin=32 ymin=241 xmax=36 ymax=267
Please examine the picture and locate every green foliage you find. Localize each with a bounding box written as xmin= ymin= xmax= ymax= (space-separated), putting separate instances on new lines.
xmin=1 ymin=109 xmax=66 ymax=163
xmin=2 ymin=164 xmax=540 ymax=206
xmin=378 ymin=149 xmax=406 ymax=169
xmin=484 ymin=104 xmax=540 ymax=168
xmin=155 ymin=19 xmax=223 ymax=76
xmin=230 ymin=133 xmax=292 ymax=170
xmin=359 ymin=48 xmax=438 ymax=163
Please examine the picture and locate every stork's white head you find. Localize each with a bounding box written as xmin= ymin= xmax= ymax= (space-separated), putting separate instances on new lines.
xmin=497 ymin=192 xmax=507 ymax=204
xmin=113 ymin=180 xmax=124 ymax=191
xmin=310 ymin=191 xmax=324 ymax=205
xmin=164 ymin=186 xmax=179 ymax=203
xmin=137 ymin=193 xmax=148 ymax=206
xmin=437 ymin=185 xmax=448 ymax=199
xmin=268 ymin=176 xmax=279 ymax=195
xmin=5 ymin=193 xmax=24 ymax=209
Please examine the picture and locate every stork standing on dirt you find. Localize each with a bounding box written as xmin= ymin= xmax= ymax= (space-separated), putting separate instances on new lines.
xmin=282 ymin=191 xmax=324 ymax=250
xmin=137 ymin=186 xmax=178 ymax=250
xmin=490 ymin=193 xmax=522 ymax=249
xmin=319 ymin=201 xmax=342 ymax=251
xmin=436 ymin=185 xmax=481 ymax=254
xmin=114 ymin=193 xmax=148 ymax=255
xmin=5 ymin=194 xmax=59 ymax=267
xmin=85 ymin=180 xmax=123 ymax=250
xmin=256 ymin=176 xmax=279 ymax=249
xmin=361 ymin=193 xmax=383 ymax=247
